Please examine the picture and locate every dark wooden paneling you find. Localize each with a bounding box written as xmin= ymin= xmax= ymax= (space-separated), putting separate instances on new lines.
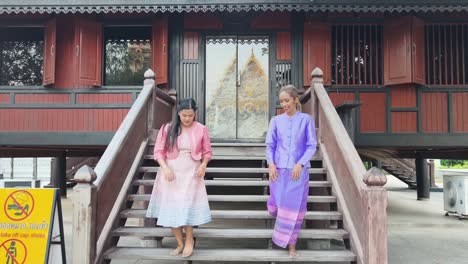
xmin=412 ymin=17 xmax=426 ymax=85
xmin=55 ymin=16 xmax=76 ymax=88
xmin=153 ymin=16 xmax=169 ymax=84
xmin=391 ymin=84 xmax=416 ymax=108
xmin=422 ymin=92 xmax=448 ymax=132
xmin=360 ymin=93 xmax=386 ymax=132
xmin=75 ymin=17 xmax=103 ymax=87
xmin=180 ymin=61 xmax=200 ymax=104
xmin=303 ymin=21 xmax=331 ymax=86
xmin=328 ymin=92 xmax=355 ymax=107
xmin=15 ymin=94 xmax=69 ymax=104
xmin=276 ymin=32 xmax=291 ymax=60
xmin=250 ymin=11 xmax=290 ymax=30
xmin=0 ymin=94 xmax=10 ymax=103
xmin=184 ymin=13 xmax=223 ymax=30
xmin=452 ymin=92 xmax=468 ymax=132
xmin=43 ymin=18 xmax=56 ymax=86
xmin=184 ymin=32 xmax=199 ymax=60
xmin=391 ymin=112 xmax=417 ymax=132
xmin=76 ymin=94 xmax=133 ymax=104
xmin=0 ymin=109 xmax=128 ymax=132
xmin=384 ymin=17 xmax=412 ymax=85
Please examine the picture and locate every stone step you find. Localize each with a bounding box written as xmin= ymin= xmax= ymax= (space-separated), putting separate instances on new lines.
xmin=111 ymin=227 xmax=349 ymax=239
xmin=138 ymin=166 xmax=327 ymax=174
xmin=120 ymin=209 xmax=343 ymax=220
xmin=103 ymin=248 xmax=356 ymax=262
xmin=127 ymin=194 xmax=337 ymax=203
xmin=133 ymin=179 xmax=332 ymax=187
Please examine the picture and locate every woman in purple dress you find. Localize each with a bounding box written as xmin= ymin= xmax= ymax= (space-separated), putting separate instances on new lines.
xmin=266 ymin=85 xmax=317 ymax=258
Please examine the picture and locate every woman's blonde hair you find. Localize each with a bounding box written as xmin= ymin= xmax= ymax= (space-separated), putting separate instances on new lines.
xmin=279 ymin=85 xmax=302 ymax=112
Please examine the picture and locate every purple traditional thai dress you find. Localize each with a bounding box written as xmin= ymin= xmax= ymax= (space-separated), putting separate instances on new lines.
xmin=265 ymin=111 xmax=317 ymax=248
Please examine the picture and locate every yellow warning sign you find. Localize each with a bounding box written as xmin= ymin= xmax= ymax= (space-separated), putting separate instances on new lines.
xmin=0 ymin=189 xmax=56 ymax=264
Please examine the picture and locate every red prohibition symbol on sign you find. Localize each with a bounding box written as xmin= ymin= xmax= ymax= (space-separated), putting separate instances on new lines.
xmin=1 ymin=239 xmax=27 ymax=264
xmin=3 ymin=190 xmax=35 ymax=221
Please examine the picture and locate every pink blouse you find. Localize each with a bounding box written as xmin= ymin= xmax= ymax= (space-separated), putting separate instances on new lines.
xmin=153 ymin=121 xmax=213 ymax=161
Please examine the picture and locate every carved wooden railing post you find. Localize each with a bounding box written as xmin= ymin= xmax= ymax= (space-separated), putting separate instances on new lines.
xmin=72 ymin=165 xmax=97 ymax=264
xmin=145 ymin=69 xmax=156 ymax=131
xmin=310 ymin=67 xmax=323 ymax=131
xmin=363 ymin=167 xmax=388 ymax=264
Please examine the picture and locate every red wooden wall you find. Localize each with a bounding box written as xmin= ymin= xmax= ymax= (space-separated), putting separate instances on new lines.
xmin=303 ymin=21 xmax=331 ymax=86
xmin=422 ymin=92 xmax=448 ymax=132
xmin=15 ymin=94 xmax=70 ymax=104
xmin=0 ymin=109 xmax=128 ymax=132
xmin=360 ymin=93 xmax=386 ymax=132
xmin=391 ymin=112 xmax=417 ymax=132
xmin=0 ymin=94 xmax=10 ymax=103
xmin=328 ymin=92 xmax=355 ymax=107
xmin=184 ymin=32 xmax=199 ymax=60
xmin=390 ymin=85 xmax=416 ymax=108
xmin=452 ymin=93 xmax=468 ymax=132
xmin=76 ymin=94 xmax=132 ymax=104
xmin=276 ymin=32 xmax=291 ymax=60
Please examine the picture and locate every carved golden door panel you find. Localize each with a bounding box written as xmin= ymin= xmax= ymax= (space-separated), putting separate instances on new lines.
xmin=205 ymin=36 xmax=269 ymax=140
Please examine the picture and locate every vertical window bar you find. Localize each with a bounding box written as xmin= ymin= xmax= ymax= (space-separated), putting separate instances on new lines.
xmin=358 ymin=25 xmax=361 ymax=85
xmin=340 ymin=26 xmax=345 ymax=84
xmin=436 ymin=25 xmax=442 ymax=85
xmin=463 ymin=25 xmax=466 ymax=84
xmin=370 ymin=25 xmax=374 ymax=85
xmin=444 ymin=25 xmax=448 ymax=85
xmin=351 ymin=25 xmax=355 ymax=85
xmin=364 ymin=25 xmax=368 ymax=84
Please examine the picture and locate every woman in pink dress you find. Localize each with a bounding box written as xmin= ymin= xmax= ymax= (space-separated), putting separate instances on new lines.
xmin=146 ymin=98 xmax=212 ymax=258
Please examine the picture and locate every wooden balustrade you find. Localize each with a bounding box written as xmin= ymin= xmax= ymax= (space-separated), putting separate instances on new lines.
xmin=71 ymin=69 xmax=176 ymax=264
xmin=301 ymin=67 xmax=388 ymax=264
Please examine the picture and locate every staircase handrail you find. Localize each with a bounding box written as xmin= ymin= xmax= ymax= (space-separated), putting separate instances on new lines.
xmin=300 ymin=67 xmax=388 ymax=264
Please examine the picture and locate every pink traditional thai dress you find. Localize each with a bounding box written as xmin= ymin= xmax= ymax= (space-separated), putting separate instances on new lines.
xmin=146 ymin=126 xmax=212 ymax=227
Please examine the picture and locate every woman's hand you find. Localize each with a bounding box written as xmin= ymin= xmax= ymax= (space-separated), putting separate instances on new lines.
xmin=196 ymin=162 xmax=208 ymax=178
xmin=292 ymin=163 xmax=303 ymax=181
xmin=269 ymin=164 xmax=278 ymax=181
xmin=162 ymin=165 xmax=175 ymax=182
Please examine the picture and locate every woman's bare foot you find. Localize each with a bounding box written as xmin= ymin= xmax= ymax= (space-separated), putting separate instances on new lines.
xmin=170 ymin=244 xmax=184 ymax=256
xmin=288 ymin=245 xmax=297 ymax=259
xmin=181 ymin=238 xmax=194 ymax=257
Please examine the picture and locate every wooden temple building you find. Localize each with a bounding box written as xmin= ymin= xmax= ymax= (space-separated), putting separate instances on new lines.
xmin=1 ymin=1 xmax=468 ymax=263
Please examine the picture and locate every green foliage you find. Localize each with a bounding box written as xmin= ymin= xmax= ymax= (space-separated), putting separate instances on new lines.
xmin=0 ymin=41 xmax=43 ymax=86
xmin=105 ymin=40 xmax=151 ymax=86
xmin=438 ymin=160 xmax=468 ymax=169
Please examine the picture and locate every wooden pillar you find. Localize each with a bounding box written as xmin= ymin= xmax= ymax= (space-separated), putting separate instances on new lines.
xmin=428 ymin=159 xmax=437 ymax=187
xmin=32 ymin=157 xmax=38 ymax=180
xmin=53 ymin=153 xmax=67 ymax=197
xmin=72 ymin=165 xmax=97 ymax=264
xmin=415 ymin=154 xmax=430 ymax=200
xmin=10 ymin=157 xmax=14 ymax=179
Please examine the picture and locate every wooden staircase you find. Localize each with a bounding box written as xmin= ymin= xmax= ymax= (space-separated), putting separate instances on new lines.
xmin=71 ymin=68 xmax=388 ymax=264
xmin=102 ymin=142 xmax=356 ymax=263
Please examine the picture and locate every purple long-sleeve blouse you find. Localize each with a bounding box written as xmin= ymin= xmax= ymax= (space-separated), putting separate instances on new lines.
xmin=265 ymin=112 xmax=317 ymax=169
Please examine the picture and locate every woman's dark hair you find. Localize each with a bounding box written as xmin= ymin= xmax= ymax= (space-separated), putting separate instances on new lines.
xmin=165 ymin=98 xmax=198 ymax=150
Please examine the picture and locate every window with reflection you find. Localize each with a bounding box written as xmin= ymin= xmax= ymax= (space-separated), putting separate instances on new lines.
xmin=0 ymin=27 xmax=44 ymax=86
xmin=104 ymin=26 xmax=152 ymax=86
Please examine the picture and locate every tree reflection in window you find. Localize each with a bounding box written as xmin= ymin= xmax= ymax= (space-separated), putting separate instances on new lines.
xmin=0 ymin=27 xmax=44 ymax=86
xmin=104 ymin=27 xmax=152 ymax=86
